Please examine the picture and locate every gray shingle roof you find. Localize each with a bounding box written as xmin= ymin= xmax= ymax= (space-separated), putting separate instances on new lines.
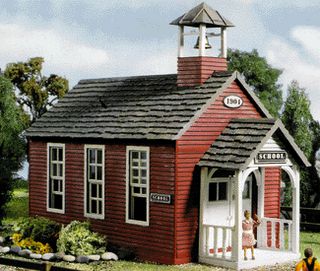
xmin=26 ymin=72 xmax=235 ymax=140
xmin=198 ymin=118 xmax=311 ymax=169
xmin=170 ymin=2 xmax=234 ymax=28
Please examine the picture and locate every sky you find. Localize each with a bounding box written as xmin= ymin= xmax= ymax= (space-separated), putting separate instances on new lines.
xmin=1 ymin=0 xmax=320 ymax=178
xmin=1 ymin=0 xmax=320 ymax=116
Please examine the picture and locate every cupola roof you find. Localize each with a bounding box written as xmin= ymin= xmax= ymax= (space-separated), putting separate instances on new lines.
xmin=170 ymin=2 xmax=234 ymax=28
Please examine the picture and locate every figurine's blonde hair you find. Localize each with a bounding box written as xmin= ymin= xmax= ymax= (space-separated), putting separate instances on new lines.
xmin=244 ymin=210 xmax=250 ymax=217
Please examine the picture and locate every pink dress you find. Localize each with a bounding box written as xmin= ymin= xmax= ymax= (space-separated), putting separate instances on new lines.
xmin=242 ymin=219 xmax=256 ymax=247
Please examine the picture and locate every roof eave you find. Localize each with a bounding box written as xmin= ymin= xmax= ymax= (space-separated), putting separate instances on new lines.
xmin=239 ymin=119 xmax=311 ymax=170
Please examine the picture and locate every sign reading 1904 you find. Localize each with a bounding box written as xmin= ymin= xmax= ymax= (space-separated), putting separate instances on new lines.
xmin=255 ymin=151 xmax=287 ymax=164
xmin=223 ymin=95 xmax=243 ymax=108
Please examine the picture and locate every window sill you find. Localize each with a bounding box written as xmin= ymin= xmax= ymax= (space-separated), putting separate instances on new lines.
xmin=47 ymin=208 xmax=65 ymax=214
xmin=85 ymin=213 xmax=105 ymax=220
xmin=126 ymin=219 xmax=149 ymax=227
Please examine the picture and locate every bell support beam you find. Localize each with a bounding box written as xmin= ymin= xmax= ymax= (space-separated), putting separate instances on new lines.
xmin=178 ymin=26 xmax=184 ymax=57
xmin=221 ymin=27 xmax=227 ymax=58
xmin=199 ymin=24 xmax=206 ymax=56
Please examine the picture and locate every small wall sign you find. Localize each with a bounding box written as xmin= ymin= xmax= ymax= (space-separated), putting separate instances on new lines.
xmin=223 ymin=95 xmax=243 ymax=108
xmin=255 ymin=151 xmax=287 ymax=164
xmin=150 ymin=193 xmax=172 ymax=204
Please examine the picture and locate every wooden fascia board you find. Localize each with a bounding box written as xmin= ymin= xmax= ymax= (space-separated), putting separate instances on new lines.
xmin=173 ymin=72 xmax=237 ymax=140
xmin=240 ymin=119 xmax=311 ymax=170
xmin=234 ymin=72 xmax=272 ymax=119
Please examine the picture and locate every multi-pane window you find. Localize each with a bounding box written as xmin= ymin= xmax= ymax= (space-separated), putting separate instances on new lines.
xmin=48 ymin=143 xmax=65 ymax=213
xmin=85 ymin=146 xmax=105 ymax=219
xmin=126 ymin=146 xmax=149 ymax=226
xmin=208 ymin=181 xmax=228 ymax=201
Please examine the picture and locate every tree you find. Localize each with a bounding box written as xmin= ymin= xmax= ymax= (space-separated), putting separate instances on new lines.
xmin=4 ymin=57 xmax=69 ymax=124
xmin=281 ymin=81 xmax=315 ymax=206
xmin=0 ymin=76 xmax=26 ymax=223
xmin=228 ymin=49 xmax=283 ymax=117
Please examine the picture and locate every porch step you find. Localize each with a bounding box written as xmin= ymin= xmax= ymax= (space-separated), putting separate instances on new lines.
xmin=238 ymin=249 xmax=299 ymax=270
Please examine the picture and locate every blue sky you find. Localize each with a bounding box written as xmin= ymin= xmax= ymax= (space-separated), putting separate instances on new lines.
xmin=1 ymin=0 xmax=320 ymax=119
xmin=2 ymin=0 xmax=320 ymax=179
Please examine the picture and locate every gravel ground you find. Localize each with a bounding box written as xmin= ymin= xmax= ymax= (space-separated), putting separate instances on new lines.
xmin=0 ymin=262 xmax=297 ymax=271
xmin=0 ymin=266 xmax=29 ymax=271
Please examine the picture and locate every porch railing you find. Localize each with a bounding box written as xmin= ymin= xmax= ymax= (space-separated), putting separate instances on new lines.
xmin=259 ymin=217 xmax=292 ymax=251
xmin=200 ymin=224 xmax=234 ymax=259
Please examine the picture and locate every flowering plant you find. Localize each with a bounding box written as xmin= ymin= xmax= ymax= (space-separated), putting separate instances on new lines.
xmin=11 ymin=233 xmax=52 ymax=254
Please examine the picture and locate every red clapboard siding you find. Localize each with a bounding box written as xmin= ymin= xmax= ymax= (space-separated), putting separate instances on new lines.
xmin=28 ymin=140 xmax=176 ymax=264
xmin=264 ymin=167 xmax=281 ymax=247
xmin=174 ymin=80 xmax=264 ymax=263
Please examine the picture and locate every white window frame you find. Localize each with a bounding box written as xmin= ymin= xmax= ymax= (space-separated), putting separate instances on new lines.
xmin=208 ymin=178 xmax=229 ymax=203
xmin=126 ymin=146 xmax=150 ymax=226
xmin=47 ymin=143 xmax=65 ymax=214
xmin=84 ymin=145 xmax=105 ymax=220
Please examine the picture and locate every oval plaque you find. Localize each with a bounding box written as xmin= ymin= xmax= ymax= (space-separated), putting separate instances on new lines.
xmin=223 ymin=95 xmax=243 ymax=108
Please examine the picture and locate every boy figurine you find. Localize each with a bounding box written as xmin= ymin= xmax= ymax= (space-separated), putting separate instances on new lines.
xmin=296 ymin=248 xmax=320 ymax=271
xmin=242 ymin=210 xmax=260 ymax=260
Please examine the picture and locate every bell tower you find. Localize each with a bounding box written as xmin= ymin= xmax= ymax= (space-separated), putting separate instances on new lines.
xmin=171 ymin=2 xmax=234 ymax=87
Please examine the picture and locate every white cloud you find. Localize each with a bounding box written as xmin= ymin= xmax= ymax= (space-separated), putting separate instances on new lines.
xmin=291 ymin=26 xmax=320 ymax=62
xmin=266 ymin=29 xmax=320 ymax=120
xmin=252 ymin=0 xmax=320 ymax=9
xmin=0 ymin=23 xmax=109 ymax=85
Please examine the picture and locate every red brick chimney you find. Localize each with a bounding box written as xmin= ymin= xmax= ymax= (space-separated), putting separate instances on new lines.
xmin=177 ymin=56 xmax=227 ymax=87
xmin=171 ymin=2 xmax=234 ymax=87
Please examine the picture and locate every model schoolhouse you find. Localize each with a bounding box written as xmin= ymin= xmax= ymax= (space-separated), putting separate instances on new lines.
xmin=26 ymin=3 xmax=310 ymax=270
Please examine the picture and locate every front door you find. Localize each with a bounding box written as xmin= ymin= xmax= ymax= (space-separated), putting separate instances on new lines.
xmin=242 ymin=173 xmax=258 ymax=216
xmin=242 ymin=173 xmax=258 ymax=242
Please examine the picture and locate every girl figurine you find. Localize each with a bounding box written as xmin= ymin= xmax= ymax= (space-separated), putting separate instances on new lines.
xmin=242 ymin=210 xmax=260 ymax=260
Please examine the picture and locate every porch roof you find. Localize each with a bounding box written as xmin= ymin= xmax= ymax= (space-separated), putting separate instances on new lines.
xmin=198 ymin=118 xmax=311 ymax=169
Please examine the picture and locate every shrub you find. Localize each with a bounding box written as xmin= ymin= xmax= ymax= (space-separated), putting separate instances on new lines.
xmin=57 ymin=221 xmax=106 ymax=256
xmin=12 ymin=217 xmax=61 ymax=249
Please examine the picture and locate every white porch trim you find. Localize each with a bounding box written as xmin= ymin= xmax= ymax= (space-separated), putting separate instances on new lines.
xmin=199 ymin=163 xmax=300 ymax=269
xmin=282 ymin=165 xmax=300 ymax=254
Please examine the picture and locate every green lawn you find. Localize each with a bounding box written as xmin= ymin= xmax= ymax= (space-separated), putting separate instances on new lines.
xmin=2 ymin=187 xmax=320 ymax=271
xmin=3 ymin=188 xmax=29 ymax=224
xmin=300 ymin=231 xmax=320 ymax=257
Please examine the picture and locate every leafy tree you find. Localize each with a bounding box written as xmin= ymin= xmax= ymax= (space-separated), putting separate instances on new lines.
xmin=281 ymin=81 xmax=315 ymax=206
xmin=228 ymin=49 xmax=283 ymax=117
xmin=309 ymin=120 xmax=320 ymax=207
xmin=4 ymin=57 xmax=69 ymax=124
xmin=0 ymin=76 xmax=26 ymax=223
xmin=282 ymin=81 xmax=313 ymax=159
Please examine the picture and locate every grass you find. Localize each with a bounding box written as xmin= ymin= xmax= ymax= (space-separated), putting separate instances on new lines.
xmin=2 ymin=186 xmax=320 ymax=270
xmin=300 ymin=231 xmax=320 ymax=257
xmin=3 ymin=188 xmax=29 ymax=224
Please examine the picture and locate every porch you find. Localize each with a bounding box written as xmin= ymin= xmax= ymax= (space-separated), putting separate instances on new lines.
xmin=199 ymin=217 xmax=299 ymax=270
xmin=198 ymin=165 xmax=300 ymax=270
xmin=197 ymin=119 xmax=310 ymax=270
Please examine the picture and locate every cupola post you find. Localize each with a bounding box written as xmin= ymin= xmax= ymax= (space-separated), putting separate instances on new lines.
xmin=171 ymin=2 xmax=234 ymax=87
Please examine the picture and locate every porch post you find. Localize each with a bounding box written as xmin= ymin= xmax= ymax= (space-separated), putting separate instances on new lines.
xmin=199 ymin=167 xmax=208 ymax=257
xmin=292 ymin=167 xmax=300 ymax=254
xmin=257 ymin=168 xmax=265 ymax=247
xmin=232 ymin=170 xmax=242 ymax=262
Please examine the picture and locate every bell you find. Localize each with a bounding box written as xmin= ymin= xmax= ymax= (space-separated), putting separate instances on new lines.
xmin=194 ymin=36 xmax=212 ymax=49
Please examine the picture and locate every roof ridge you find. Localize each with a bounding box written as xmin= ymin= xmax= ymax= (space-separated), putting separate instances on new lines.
xmin=79 ymin=73 xmax=177 ymax=84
